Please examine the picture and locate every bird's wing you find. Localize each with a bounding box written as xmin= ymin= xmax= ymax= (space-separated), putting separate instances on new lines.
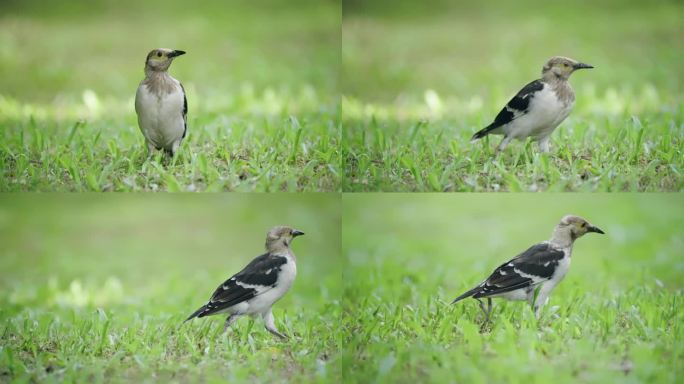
xmin=491 ymin=79 xmax=545 ymax=127
xmin=474 ymin=79 xmax=545 ymax=137
xmin=472 ymin=242 xmax=565 ymax=299
xmin=179 ymin=82 xmax=187 ymax=139
xmin=197 ymin=253 xmax=289 ymax=317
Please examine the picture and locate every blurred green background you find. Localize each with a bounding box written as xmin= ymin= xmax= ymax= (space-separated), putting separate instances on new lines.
xmin=1 ymin=0 xmax=339 ymax=104
xmin=0 ymin=194 xmax=341 ymax=290
xmin=342 ymin=193 xmax=683 ymax=382
xmin=343 ymin=0 xmax=682 ymax=104
xmin=0 ymin=194 xmax=342 ymax=381
xmin=343 ymin=193 xmax=684 ymax=292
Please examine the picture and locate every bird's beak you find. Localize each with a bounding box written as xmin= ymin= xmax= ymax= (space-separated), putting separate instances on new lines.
xmin=587 ymin=225 xmax=605 ymax=234
xmin=574 ymin=62 xmax=594 ymax=70
xmin=168 ymin=50 xmax=186 ymax=58
xmin=291 ymin=230 xmax=305 ymax=237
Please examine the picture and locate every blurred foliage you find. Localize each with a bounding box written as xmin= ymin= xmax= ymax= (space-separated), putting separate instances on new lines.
xmin=0 ymin=0 xmax=340 ymax=103
xmin=0 ymin=194 xmax=341 ymax=294
xmin=343 ymin=193 xmax=684 ymax=287
xmin=342 ymin=0 xmax=683 ymax=102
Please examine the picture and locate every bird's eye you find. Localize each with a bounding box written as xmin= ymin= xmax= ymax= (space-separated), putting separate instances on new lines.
xmin=157 ymin=52 xmax=162 ymax=57
xmin=581 ymin=222 xmax=586 ymax=227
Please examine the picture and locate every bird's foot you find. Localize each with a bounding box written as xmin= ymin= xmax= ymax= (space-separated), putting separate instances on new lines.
xmin=145 ymin=142 xmax=157 ymax=159
xmin=538 ymin=140 xmax=551 ymax=153
xmin=267 ymin=329 xmax=289 ymax=340
xmin=222 ymin=314 xmax=239 ymax=333
xmin=171 ymin=139 xmax=181 ymax=158
xmin=479 ymin=321 xmax=493 ymax=334
xmin=476 ymin=298 xmax=493 ymax=325
xmin=495 ymin=136 xmax=512 ymax=156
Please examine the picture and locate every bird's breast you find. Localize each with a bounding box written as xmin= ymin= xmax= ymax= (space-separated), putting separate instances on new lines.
xmin=550 ymin=253 xmax=571 ymax=281
xmin=135 ymin=80 xmax=185 ymax=149
xmin=275 ymin=257 xmax=297 ymax=290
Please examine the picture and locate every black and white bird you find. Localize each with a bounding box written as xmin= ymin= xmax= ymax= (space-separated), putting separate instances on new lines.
xmin=472 ymin=56 xmax=593 ymax=153
xmin=185 ymin=226 xmax=304 ymax=339
xmin=135 ymin=48 xmax=188 ymax=157
xmin=452 ymin=215 xmax=604 ymax=320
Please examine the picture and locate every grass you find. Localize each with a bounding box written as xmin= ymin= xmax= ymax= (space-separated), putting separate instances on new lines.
xmin=0 ymin=0 xmax=341 ymax=192
xmin=0 ymin=194 xmax=343 ymax=382
xmin=1 ymin=100 xmax=340 ymax=192
xmin=342 ymin=0 xmax=684 ymax=191
xmin=2 ymin=194 xmax=683 ymax=382
xmin=341 ymin=193 xmax=684 ymax=383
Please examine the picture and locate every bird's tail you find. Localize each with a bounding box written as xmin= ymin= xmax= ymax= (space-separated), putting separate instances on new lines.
xmin=470 ymin=124 xmax=497 ymax=142
xmin=184 ymin=304 xmax=207 ymax=323
xmin=451 ymin=286 xmax=480 ymax=304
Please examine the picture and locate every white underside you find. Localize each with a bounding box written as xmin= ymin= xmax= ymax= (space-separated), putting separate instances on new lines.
xmin=134 ymin=79 xmax=185 ymax=151
xmin=503 ymin=83 xmax=573 ymax=142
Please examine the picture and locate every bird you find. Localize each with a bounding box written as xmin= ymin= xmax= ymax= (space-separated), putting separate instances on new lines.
xmin=134 ymin=48 xmax=188 ymax=157
xmin=451 ymin=215 xmax=604 ymax=321
xmin=471 ymin=56 xmax=594 ymax=153
xmin=184 ymin=226 xmax=304 ymax=339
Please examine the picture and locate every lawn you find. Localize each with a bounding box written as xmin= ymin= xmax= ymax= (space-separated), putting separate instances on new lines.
xmin=2 ymin=194 xmax=682 ymax=382
xmin=342 ymin=0 xmax=684 ymax=192
xmin=0 ymin=0 xmax=341 ymax=192
xmin=0 ymin=194 xmax=343 ymax=382
xmin=341 ymin=193 xmax=684 ymax=382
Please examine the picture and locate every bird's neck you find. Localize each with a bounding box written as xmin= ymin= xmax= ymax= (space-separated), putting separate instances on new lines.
xmin=143 ymin=69 xmax=175 ymax=95
xmin=549 ymin=227 xmax=575 ymax=250
xmin=543 ymin=74 xmax=575 ymax=104
xmin=266 ymin=241 xmax=295 ymax=261
xmin=542 ymin=71 xmax=569 ymax=84
xmin=145 ymin=68 xmax=172 ymax=81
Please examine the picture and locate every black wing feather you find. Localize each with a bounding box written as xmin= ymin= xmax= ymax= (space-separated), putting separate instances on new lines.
xmin=509 ymin=242 xmax=565 ymax=278
xmin=180 ymin=82 xmax=187 ymax=139
xmin=471 ymin=79 xmax=545 ymax=140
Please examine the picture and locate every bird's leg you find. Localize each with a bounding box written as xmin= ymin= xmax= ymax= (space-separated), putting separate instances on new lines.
xmin=487 ymin=298 xmax=492 ymax=318
xmin=528 ymin=288 xmax=540 ymax=318
xmin=534 ymin=296 xmax=551 ymax=319
xmin=496 ymin=136 xmax=512 ymax=154
xmin=146 ymin=142 xmax=156 ymax=158
xmin=538 ymin=137 xmax=551 ymax=153
xmin=263 ymin=309 xmax=288 ymax=340
xmin=170 ymin=139 xmax=182 ymax=158
xmin=530 ymin=285 xmax=551 ymax=319
xmin=533 ymin=301 xmax=544 ymax=319
xmin=476 ymin=298 xmax=492 ymax=323
xmin=222 ymin=314 xmax=239 ymax=333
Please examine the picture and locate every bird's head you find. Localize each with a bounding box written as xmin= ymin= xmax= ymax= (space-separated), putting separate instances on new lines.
xmin=144 ymin=48 xmax=186 ymax=72
xmin=542 ymin=56 xmax=593 ymax=80
xmin=556 ymin=215 xmax=604 ymax=242
xmin=265 ymin=226 xmax=305 ymax=252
